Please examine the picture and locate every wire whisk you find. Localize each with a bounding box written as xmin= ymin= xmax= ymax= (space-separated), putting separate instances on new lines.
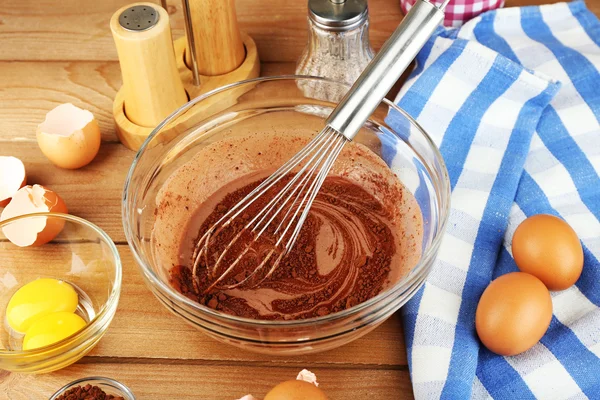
xmin=192 ymin=0 xmax=446 ymax=293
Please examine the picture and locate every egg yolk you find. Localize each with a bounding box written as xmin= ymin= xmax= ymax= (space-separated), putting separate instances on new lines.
xmin=22 ymin=311 xmax=86 ymax=350
xmin=6 ymin=278 xmax=78 ymax=333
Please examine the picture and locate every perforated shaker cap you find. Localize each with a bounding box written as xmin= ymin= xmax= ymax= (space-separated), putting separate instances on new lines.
xmin=308 ymin=0 xmax=368 ymax=31
xmin=118 ymin=5 xmax=160 ymax=32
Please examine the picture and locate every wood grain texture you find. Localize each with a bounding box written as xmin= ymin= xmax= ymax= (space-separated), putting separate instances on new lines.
xmin=1 ymin=0 xmax=597 ymax=63
xmin=0 ymin=363 xmax=413 ymax=399
xmin=0 ymin=61 xmax=122 ymax=143
xmin=0 ymin=61 xmax=294 ymax=144
xmin=0 ymin=0 xmax=405 ymax=62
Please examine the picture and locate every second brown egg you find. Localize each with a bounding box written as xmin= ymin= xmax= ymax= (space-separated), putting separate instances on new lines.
xmin=512 ymin=214 xmax=583 ymax=291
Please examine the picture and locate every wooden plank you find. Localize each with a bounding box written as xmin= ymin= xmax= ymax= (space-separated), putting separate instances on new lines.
xmin=0 ymin=0 xmax=164 ymax=62
xmin=0 ymin=61 xmax=296 ymax=144
xmin=0 ymin=363 xmax=413 ymax=399
xmin=2 ymin=0 xmax=598 ymax=63
xmin=0 ymin=0 xmax=405 ymax=62
xmin=0 ymin=61 xmax=121 ymax=143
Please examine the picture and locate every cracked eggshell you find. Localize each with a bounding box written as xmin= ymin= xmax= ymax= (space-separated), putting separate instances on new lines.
xmin=0 ymin=156 xmax=27 ymax=207
xmin=1 ymin=184 xmax=68 ymax=247
xmin=296 ymin=369 xmax=319 ymax=386
xmin=36 ymin=103 xmax=101 ymax=169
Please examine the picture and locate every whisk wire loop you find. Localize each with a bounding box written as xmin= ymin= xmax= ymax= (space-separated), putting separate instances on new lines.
xmin=251 ymin=128 xmax=338 ymax=238
xmin=285 ymin=134 xmax=347 ymax=252
xmin=191 ymin=127 xmax=334 ymax=273
xmin=255 ymin=128 xmax=345 ymax=240
xmin=192 ymin=127 xmax=347 ymax=291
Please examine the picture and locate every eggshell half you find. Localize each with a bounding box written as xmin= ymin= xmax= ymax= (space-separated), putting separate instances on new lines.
xmin=264 ymin=380 xmax=328 ymax=400
xmin=0 ymin=156 xmax=27 ymax=207
xmin=0 ymin=184 xmax=68 ymax=246
xmin=36 ymin=103 xmax=101 ymax=169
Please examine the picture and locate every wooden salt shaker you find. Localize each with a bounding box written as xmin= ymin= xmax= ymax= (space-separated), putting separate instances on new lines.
xmin=111 ymin=3 xmax=188 ymax=150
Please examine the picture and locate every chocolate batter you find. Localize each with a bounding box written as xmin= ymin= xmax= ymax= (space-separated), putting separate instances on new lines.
xmin=171 ymin=173 xmax=399 ymax=320
xmin=153 ymin=127 xmax=423 ymax=321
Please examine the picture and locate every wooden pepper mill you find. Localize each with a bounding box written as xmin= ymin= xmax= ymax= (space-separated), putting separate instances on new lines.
xmin=175 ymin=0 xmax=260 ymax=99
xmin=111 ymin=1 xmax=260 ymax=151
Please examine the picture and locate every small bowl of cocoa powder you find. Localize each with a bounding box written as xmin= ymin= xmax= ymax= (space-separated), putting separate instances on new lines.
xmin=50 ymin=377 xmax=135 ymax=400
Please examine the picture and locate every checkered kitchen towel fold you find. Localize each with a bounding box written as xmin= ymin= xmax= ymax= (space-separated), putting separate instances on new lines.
xmin=400 ymin=0 xmax=505 ymax=27
xmin=384 ymin=0 xmax=600 ymax=398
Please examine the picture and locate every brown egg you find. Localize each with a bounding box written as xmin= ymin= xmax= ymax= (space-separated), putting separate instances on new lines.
xmin=512 ymin=214 xmax=583 ymax=290
xmin=264 ymin=380 xmax=328 ymax=400
xmin=476 ymin=272 xmax=552 ymax=356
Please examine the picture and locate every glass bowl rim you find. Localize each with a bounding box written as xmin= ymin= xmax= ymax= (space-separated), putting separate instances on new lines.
xmin=49 ymin=376 xmax=135 ymax=399
xmin=0 ymin=212 xmax=122 ymax=358
xmin=123 ymin=75 xmax=450 ymax=327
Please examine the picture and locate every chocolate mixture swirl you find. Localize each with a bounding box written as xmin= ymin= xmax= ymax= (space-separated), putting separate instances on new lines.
xmin=171 ymin=174 xmax=400 ymax=320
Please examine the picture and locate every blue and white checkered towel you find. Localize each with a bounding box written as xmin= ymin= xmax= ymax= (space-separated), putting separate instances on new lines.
xmin=385 ymin=0 xmax=600 ymax=398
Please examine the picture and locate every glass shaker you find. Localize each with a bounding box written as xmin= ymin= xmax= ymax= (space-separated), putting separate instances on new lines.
xmin=296 ymin=0 xmax=374 ymax=89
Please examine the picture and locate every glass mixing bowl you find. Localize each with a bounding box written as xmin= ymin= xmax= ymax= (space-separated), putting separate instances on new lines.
xmin=123 ymin=76 xmax=449 ymax=355
xmin=0 ymin=213 xmax=121 ymax=373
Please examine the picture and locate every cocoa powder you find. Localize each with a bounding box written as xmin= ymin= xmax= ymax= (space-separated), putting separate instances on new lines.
xmin=170 ymin=174 xmax=398 ymax=320
xmin=55 ymin=384 xmax=124 ymax=400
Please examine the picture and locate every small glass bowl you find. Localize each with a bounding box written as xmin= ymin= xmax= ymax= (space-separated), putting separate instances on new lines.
xmin=0 ymin=213 xmax=121 ymax=373
xmin=124 ymin=76 xmax=450 ymax=355
xmin=50 ymin=376 xmax=135 ymax=400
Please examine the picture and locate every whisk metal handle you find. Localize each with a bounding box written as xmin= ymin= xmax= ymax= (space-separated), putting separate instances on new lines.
xmin=326 ymin=0 xmax=445 ymax=140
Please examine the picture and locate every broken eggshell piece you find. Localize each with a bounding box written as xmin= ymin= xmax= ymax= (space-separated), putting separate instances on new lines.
xmin=0 ymin=156 xmax=27 ymax=207
xmin=36 ymin=103 xmax=101 ymax=169
xmin=0 ymin=184 xmax=68 ymax=246
xmin=296 ymin=369 xmax=319 ymax=386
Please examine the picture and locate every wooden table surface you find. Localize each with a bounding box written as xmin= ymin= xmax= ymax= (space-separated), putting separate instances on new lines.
xmin=1 ymin=1 xmax=598 ymax=399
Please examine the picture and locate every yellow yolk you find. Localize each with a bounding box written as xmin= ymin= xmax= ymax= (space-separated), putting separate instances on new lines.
xmin=22 ymin=311 xmax=86 ymax=350
xmin=6 ymin=278 xmax=78 ymax=333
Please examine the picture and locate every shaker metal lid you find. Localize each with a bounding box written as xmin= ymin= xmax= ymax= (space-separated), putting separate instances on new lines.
xmin=308 ymin=0 xmax=368 ymax=31
xmin=118 ymin=5 xmax=160 ymax=32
